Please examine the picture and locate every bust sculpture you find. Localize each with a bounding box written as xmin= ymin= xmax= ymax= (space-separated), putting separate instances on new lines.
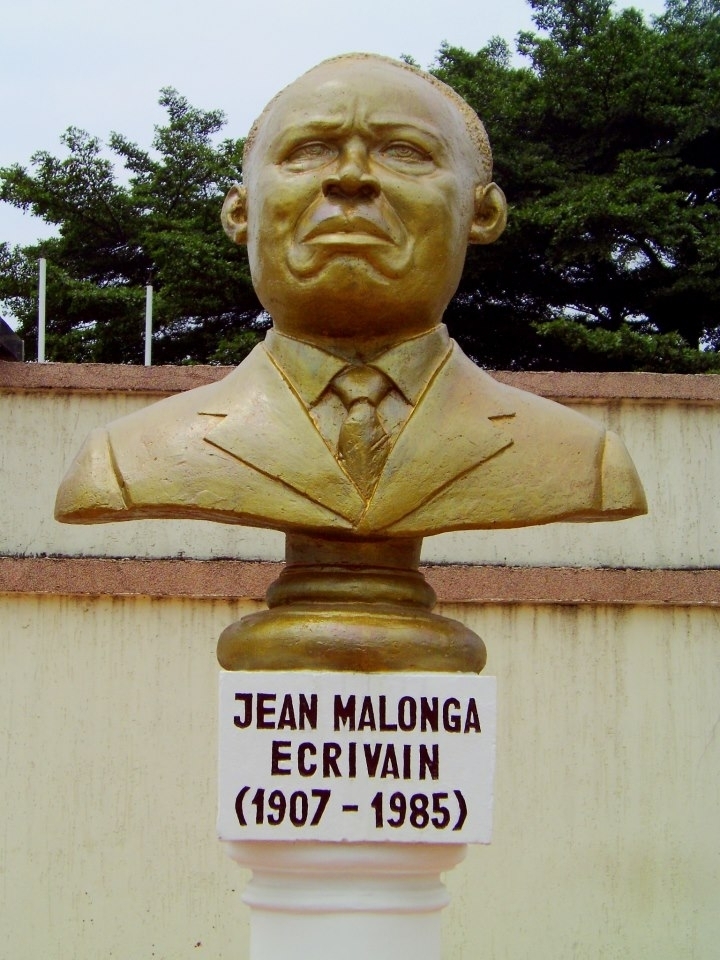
xmin=55 ymin=53 xmax=645 ymax=537
xmin=55 ymin=54 xmax=646 ymax=671
xmin=57 ymin=55 xmax=645 ymax=537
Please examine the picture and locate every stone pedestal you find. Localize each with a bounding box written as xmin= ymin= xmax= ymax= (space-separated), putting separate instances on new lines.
xmin=220 ymin=533 xmax=484 ymax=959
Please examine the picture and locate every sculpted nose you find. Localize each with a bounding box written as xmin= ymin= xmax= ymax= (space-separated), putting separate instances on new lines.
xmin=323 ymin=145 xmax=380 ymax=201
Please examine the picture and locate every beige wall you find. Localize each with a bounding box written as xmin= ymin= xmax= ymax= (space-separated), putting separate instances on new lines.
xmin=2 ymin=595 xmax=718 ymax=959
xmin=2 ymin=373 xmax=720 ymax=567
xmin=2 ymin=364 xmax=719 ymax=959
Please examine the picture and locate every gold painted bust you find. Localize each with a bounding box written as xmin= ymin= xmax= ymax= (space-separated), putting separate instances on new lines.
xmin=55 ymin=54 xmax=645 ymax=539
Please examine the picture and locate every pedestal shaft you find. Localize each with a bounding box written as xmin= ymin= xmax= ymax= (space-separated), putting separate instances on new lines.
xmin=225 ymin=841 xmax=466 ymax=960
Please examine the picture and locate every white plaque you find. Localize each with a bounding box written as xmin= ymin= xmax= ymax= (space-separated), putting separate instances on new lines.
xmin=218 ymin=671 xmax=496 ymax=844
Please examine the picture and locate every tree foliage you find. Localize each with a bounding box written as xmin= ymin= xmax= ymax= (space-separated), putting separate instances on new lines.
xmin=435 ymin=0 xmax=720 ymax=370
xmin=1 ymin=0 xmax=719 ymax=370
xmin=0 ymin=89 xmax=263 ymax=363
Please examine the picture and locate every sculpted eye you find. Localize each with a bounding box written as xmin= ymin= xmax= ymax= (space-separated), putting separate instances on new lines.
xmin=282 ymin=141 xmax=335 ymax=169
xmin=381 ymin=142 xmax=433 ymax=165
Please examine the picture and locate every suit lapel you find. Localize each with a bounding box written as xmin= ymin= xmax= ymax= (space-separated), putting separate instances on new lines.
xmin=363 ymin=346 xmax=515 ymax=531
xmin=200 ymin=346 xmax=365 ymax=523
xmin=195 ymin=341 xmax=514 ymax=535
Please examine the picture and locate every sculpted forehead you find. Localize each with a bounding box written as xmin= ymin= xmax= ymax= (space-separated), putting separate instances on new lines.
xmin=245 ymin=58 xmax=482 ymax=179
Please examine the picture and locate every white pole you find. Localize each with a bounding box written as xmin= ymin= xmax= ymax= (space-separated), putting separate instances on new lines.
xmin=144 ymin=284 xmax=153 ymax=366
xmin=38 ymin=258 xmax=46 ymax=363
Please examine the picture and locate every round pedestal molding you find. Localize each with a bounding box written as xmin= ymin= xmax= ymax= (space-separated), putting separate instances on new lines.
xmin=225 ymin=841 xmax=466 ymax=960
xmin=225 ymin=840 xmax=465 ymax=913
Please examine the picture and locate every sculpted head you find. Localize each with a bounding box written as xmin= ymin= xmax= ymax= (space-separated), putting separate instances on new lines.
xmin=222 ymin=53 xmax=507 ymax=352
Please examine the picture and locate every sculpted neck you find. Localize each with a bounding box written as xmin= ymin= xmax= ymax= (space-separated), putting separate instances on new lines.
xmin=269 ymin=311 xmax=444 ymax=362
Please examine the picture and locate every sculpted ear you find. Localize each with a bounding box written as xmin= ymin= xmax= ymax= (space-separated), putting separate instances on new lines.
xmin=221 ymin=185 xmax=248 ymax=245
xmin=469 ymin=183 xmax=507 ymax=245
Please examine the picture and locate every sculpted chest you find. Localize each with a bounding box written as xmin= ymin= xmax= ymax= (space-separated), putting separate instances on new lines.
xmin=59 ymin=341 xmax=635 ymax=538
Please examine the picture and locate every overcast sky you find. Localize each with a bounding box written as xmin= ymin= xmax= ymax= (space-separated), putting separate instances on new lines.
xmin=1 ymin=0 xmax=667 ymax=254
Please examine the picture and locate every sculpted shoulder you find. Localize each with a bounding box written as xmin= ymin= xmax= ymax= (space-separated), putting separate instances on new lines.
xmin=485 ymin=374 xmax=647 ymax=520
xmin=381 ymin=354 xmax=647 ymax=535
xmin=54 ymin=347 xmax=357 ymax=533
xmin=54 ymin=361 xmax=247 ymax=524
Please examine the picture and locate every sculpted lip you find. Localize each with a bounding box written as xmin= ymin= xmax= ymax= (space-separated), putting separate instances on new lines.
xmin=302 ymin=214 xmax=396 ymax=244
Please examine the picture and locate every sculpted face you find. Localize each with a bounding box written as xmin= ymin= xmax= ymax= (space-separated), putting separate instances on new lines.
xmin=224 ymin=57 xmax=506 ymax=352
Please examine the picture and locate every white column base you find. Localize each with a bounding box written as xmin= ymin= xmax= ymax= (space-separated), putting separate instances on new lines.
xmin=224 ymin=841 xmax=466 ymax=960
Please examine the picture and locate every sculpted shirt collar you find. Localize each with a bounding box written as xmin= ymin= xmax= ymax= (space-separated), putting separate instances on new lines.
xmin=263 ymin=324 xmax=452 ymax=407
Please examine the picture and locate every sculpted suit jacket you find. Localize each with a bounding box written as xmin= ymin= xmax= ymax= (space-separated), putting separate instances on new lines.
xmin=55 ymin=337 xmax=647 ymax=537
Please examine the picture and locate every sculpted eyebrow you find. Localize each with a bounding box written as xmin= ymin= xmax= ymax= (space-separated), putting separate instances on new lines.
xmin=279 ymin=119 xmax=349 ymax=142
xmin=367 ymin=121 xmax=443 ymax=143
xmin=275 ymin=118 xmax=445 ymax=151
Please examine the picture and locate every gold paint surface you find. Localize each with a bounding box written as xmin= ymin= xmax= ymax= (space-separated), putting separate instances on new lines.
xmin=217 ymin=533 xmax=486 ymax=673
xmin=54 ymin=54 xmax=647 ymax=672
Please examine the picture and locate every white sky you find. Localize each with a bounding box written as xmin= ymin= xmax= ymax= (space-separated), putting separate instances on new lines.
xmin=1 ymin=0 xmax=667 ymax=254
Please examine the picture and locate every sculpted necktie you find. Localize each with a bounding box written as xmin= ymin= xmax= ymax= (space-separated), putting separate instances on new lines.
xmin=333 ymin=365 xmax=392 ymax=500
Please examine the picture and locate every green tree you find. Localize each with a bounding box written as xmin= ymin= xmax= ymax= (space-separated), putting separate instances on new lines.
xmin=435 ymin=0 xmax=720 ymax=370
xmin=0 ymin=88 xmax=263 ymax=363
xmin=2 ymin=1 xmax=719 ymax=370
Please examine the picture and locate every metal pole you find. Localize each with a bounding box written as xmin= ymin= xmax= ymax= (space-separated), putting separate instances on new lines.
xmin=38 ymin=258 xmax=47 ymax=362
xmin=144 ymin=284 xmax=153 ymax=366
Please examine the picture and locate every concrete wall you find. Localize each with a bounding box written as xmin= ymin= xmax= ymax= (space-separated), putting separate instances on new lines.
xmin=3 ymin=364 xmax=719 ymax=568
xmin=2 ymin=362 xmax=719 ymax=959
xmin=3 ymin=597 xmax=718 ymax=959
